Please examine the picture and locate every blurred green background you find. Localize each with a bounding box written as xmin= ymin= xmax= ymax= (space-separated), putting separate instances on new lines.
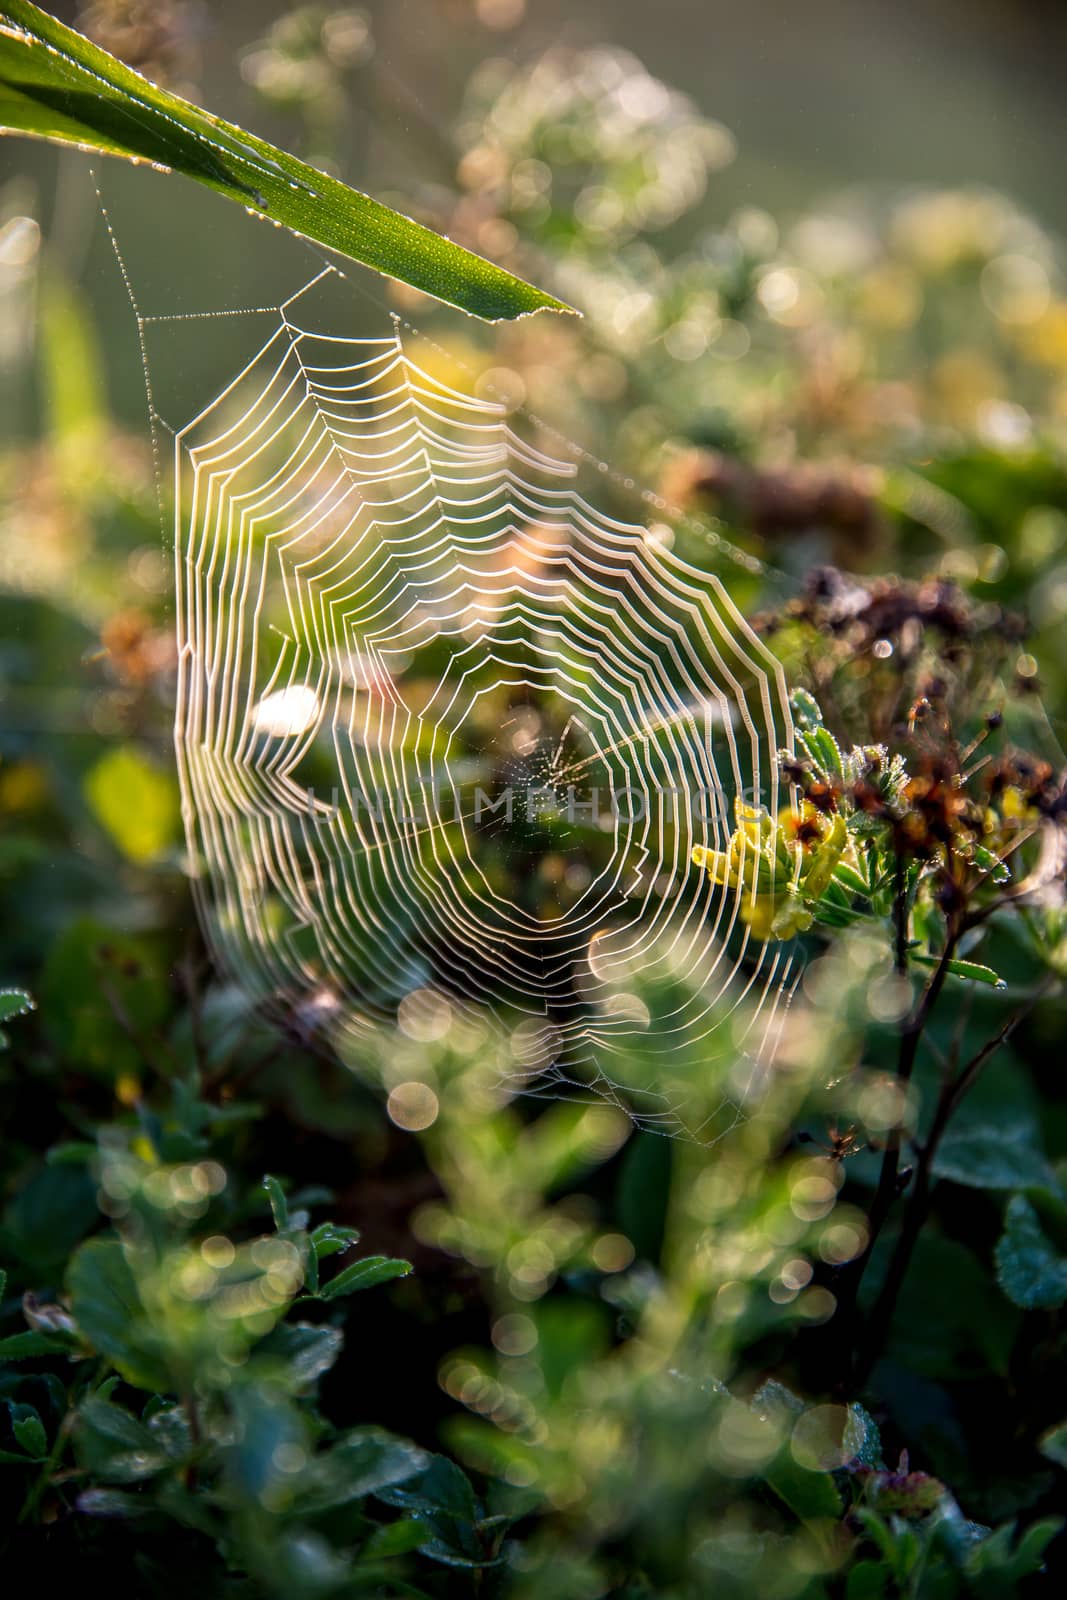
xmin=8 ymin=0 xmax=1067 ymax=428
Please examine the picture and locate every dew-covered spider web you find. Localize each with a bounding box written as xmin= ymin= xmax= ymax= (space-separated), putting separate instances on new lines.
xmin=153 ymin=261 xmax=800 ymax=1140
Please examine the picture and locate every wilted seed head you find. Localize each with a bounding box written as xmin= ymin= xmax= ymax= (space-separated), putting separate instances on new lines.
xmin=851 ymin=780 xmax=888 ymax=817
xmin=779 ymin=755 xmax=811 ymax=788
xmin=788 ymin=813 xmax=824 ymax=850
xmin=805 ymin=779 xmax=841 ymax=815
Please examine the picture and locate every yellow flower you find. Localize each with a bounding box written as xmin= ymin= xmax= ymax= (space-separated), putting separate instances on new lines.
xmin=1000 ymin=785 xmax=1038 ymax=823
xmin=800 ymin=813 xmax=847 ymax=898
xmin=691 ymin=803 xmax=846 ymax=942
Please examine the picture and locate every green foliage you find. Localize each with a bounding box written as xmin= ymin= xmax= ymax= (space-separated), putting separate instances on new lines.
xmin=310 ymin=1255 xmax=411 ymax=1302
xmin=933 ymin=1121 xmax=1060 ymax=1194
xmin=0 ymin=988 xmax=33 ymax=1023
xmin=84 ymin=744 xmax=179 ymax=864
xmin=0 ymin=987 xmax=33 ymax=1048
xmin=38 ymin=919 xmax=169 ymax=1080
xmin=2 ymin=19 xmax=1067 ymax=1599
xmin=0 ymin=1 xmax=572 ymax=321
xmin=0 ymin=1130 xmax=476 ymax=1590
xmin=995 ymin=1196 xmax=1067 ymax=1309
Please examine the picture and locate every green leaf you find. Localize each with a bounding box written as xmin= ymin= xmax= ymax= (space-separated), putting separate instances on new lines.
xmin=748 ymin=1384 xmax=843 ymax=1520
xmin=40 ymin=919 xmax=168 ymax=1080
xmin=293 ymin=1426 xmax=428 ymax=1515
xmin=853 ymin=1509 xmax=910 ymax=1575
xmin=75 ymin=1395 xmax=168 ymax=1482
xmin=843 ymin=1403 xmax=883 ymax=1470
xmin=262 ymin=1174 xmax=290 ymax=1230
xmin=534 ymin=1300 xmax=611 ymax=1403
xmin=309 ymin=1222 xmax=361 ymax=1259
xmin=378 ymin=1454 xmax=492 ymax=1567
xmin=224 ymin=1387 xmax=307 ymax=1505
xmin=8 ymin=1402 xmax=47 ymax=1459
xmin=84 ymin=745 xmax=179 ymax=865
xmin=0 ymin=1330 xmax=72 ymax=1360
xmin=255 ymin=1321 xmax=343 ymax=1390
xmin=965 ymin=1516 xmax=1064 ymax=1583
xmin=45 ymin=1141 xmax=98 ymax=1166
xmin=764 ymin=1451 xmax=843 ymax=1522
xmin=418 ymin=1540 xmax=502 ymax=1571
xmin=0 ymin=986 xmax=34 ymax=1048
xmin=3 ymin=1162 xmax=97 ymax=1276
xmin=76 ymin=1486 xmax=151 ymax=1518
xmin=1038 ymin=1419 xmax=1067 ymax=1469
xmin=0 ymin=1 xmax=573 ymax=323
xmin=873 ymin=1232 xmax=1020 ymax=1379
xmin=750 ymin=1379 xmax=805 ymax=1428
xmin=933 ymin=1121 xmax=1060 ymax=1195
xmin=303 ymin=1222 xmax=359 ymax=1295
xmin=995 ymin=1196 xmax=1067 ymax=1310
xmin=1010 ymin=1519 xmax=1064 ymax=1580
xmin=846 ymin=1559 xmax=889 ymax=1599
xmin=0 ymin=987 xmax=33 ymax=1024
xmin=316 ymin=1254 xmax=411 ymax=1301
xmin=832 ymin=862 xmax=871 ymax=897
xmin=301 ymin=1239 xmax=318 ymax=1296
xmin=363 ymin=1517 xmax=429 ymax=1558
xmin=37 ymin=268 xmax=106 ymax=467
xmin=67 ymin=1237 xmax=170 ymax=1391
xmin=972 ymin=842 xmax=1011 ymax=884
xmin=807 ymin=725 xmax=845 ymax=778
xmin=789 ymin=689 xmax=824 ymax=731
xmin=911 ymin=953 xmax=1005 ymax=988
xmin=616 ymin=1131 xmax=671 ymax=1264
xmin=407 ymin=1455 xmax=479 ymax=1521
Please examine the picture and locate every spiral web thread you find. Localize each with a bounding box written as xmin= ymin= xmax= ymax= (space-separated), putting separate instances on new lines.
xmin=172 ymin=270 xmax=801 ymax=1140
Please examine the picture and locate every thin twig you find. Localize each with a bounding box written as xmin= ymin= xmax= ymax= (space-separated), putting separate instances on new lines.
xmin=830 ymin=909 xmax=960 ymax=1386
xmin=892 ymin=845 xmax=908 ymax=976
xmin=854 ymin=977 xmax=1053 ymax=1382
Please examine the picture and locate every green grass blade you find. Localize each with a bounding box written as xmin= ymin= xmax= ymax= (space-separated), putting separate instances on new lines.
xmin=0 ymin=1 xmax=575 ymax=322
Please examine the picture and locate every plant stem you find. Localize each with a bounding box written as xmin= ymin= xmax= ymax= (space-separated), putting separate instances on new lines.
xmin=184 ymin=1392 xmax=202 ymax=1491
xmin=865 ymin=922 xmax=959 ymax=1245
xmin=853 ymin=982 xmax=1050 ymax=1383
xmin=18 ymin=1413 xmax=73 ymax=1524
xmin=893 ymin=846 xmax=908 ymax=977
xmin=830 ymin=915 xmax=959 ymax=1389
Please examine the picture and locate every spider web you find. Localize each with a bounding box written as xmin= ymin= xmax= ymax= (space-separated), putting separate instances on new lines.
xmin=161 ymin=265 xmax=800 ymax=1140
